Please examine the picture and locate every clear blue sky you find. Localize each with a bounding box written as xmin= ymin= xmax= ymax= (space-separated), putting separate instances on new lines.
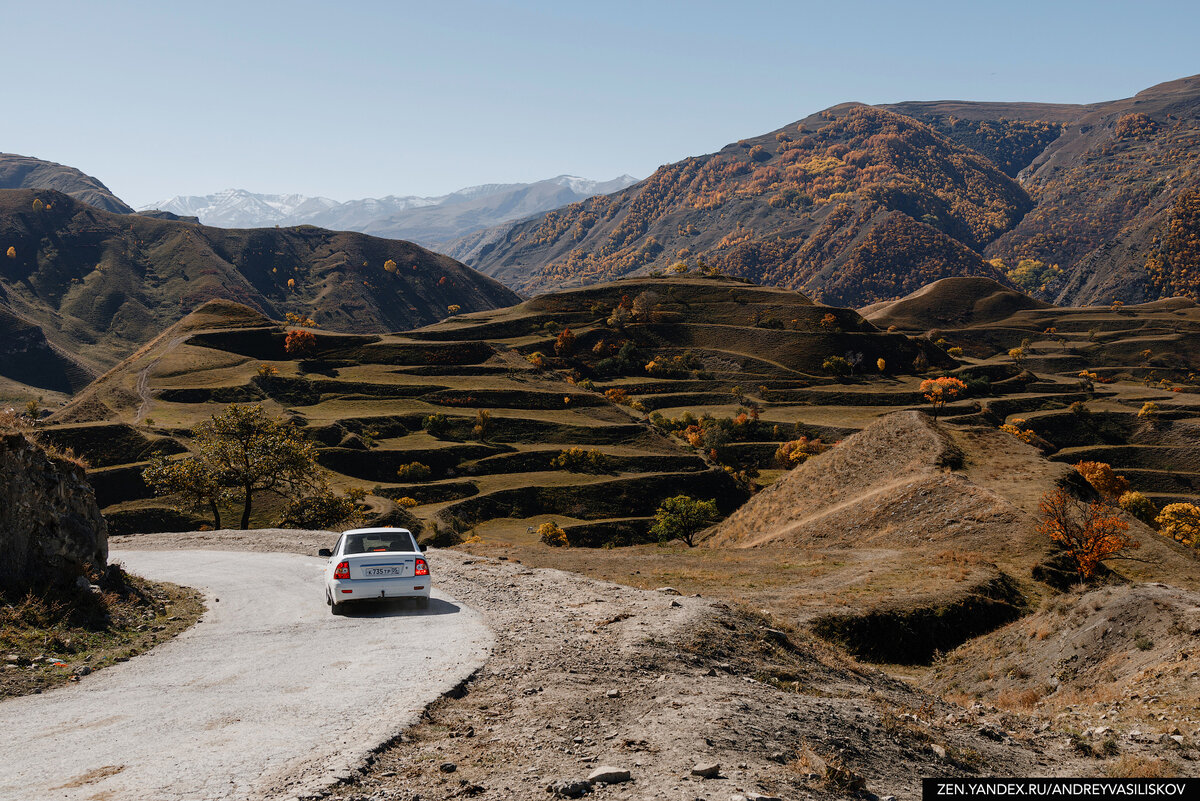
xmin=5 ymin=0 xmax=1197 ymax=207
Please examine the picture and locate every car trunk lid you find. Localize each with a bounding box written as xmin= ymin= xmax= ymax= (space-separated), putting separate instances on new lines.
xmin=342 ymin=552 xmax=418 ymax=579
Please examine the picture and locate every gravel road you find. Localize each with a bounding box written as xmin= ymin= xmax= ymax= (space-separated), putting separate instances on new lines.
xmin=0 ymin=549 xmax=493 ymax=801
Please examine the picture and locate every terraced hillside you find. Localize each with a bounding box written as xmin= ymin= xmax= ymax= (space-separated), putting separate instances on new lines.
xmin=407 ymin=277 xmax=1200 ymax=674
xmin=43 ymin=275 xmax=950 ymax=540
xmin=35 ymin=272 xmax=1200 ymax=747
xmin=47 ymin=274 xmax=1200 ymax=567
xmin=0 ymin=188 xmax=520 ymax=404
xmin=866 ymin=277 xmax=1200 ymax=512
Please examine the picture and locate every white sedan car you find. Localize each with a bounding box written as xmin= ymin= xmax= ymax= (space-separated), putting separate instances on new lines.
xmin=320 ymin=528 xmax=430 ymax=615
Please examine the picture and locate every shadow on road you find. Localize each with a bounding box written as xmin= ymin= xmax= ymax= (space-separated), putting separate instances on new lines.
xmin=338 ymin=598 xmax=461 ymax=618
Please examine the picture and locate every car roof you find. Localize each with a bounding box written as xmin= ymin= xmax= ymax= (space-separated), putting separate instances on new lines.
xmin=343 ymin=527 xmax=413 ymax=536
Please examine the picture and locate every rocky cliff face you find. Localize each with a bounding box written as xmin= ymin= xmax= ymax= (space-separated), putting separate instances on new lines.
xmin=0 ymin=431 xmax=107 ymax=592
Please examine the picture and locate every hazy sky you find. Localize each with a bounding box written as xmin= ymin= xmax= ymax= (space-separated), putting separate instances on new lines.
xmin=5 ymin=0 xmax=1197 ymax=207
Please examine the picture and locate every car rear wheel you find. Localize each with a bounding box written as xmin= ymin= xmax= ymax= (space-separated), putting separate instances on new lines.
xmin=328 ymin=590 xmax=346 ymax=615
xmin=415 ymin=596 xmax=429 ymax=610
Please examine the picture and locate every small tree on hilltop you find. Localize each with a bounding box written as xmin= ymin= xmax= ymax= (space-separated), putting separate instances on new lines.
xmin=919 ymin=376 xmax=967 ymax=419
xmin=650 ymin=495 xmax=720 ymax=548
xmin=1037 ymin=488 xmax=1138 ymax=582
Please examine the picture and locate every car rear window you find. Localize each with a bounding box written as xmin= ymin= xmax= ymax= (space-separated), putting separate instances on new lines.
xmin=342 ymin=532 xmax=415 ymax=554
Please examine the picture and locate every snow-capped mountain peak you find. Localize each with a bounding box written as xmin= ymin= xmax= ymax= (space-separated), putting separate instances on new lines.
xmin=139 ymin=173 xmax=641 ymax=243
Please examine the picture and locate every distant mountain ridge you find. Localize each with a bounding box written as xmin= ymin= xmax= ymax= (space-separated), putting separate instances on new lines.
xmin=142 ymin=174 xmax=638 ymax=245
xmin=449 ymin=75 xmax=1200 ymax=308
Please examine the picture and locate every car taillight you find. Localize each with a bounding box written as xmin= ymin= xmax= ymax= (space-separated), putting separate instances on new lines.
xmin=414 ymin=558 xmax=429 ymax=577
xmin=334 ymin=561 xmax=350 ymax=580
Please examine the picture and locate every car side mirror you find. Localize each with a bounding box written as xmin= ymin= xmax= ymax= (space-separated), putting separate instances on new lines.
xmin=420 ymin=543 xmax=428 ymax=552
xmin=318 ymin=548 xmax=332 ymax=558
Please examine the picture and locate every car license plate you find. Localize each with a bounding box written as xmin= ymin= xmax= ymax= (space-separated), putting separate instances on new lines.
xmin=363 ymin=567 xmax=401 ymax=577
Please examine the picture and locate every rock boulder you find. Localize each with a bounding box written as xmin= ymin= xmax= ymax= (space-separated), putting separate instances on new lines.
xmin=0 ymin=431 xmax=107 ymax=592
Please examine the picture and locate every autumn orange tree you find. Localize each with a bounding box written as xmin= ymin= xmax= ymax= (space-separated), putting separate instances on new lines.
xmin=554 ymin=326 xmax=576 ymax=357
xmin=999 ymin=418 xmax=1039 ymax=446
xmin=1155 ymin=503 xmax=1200 ymax=546
xmin=604 ymin=387 xmax=630 ymax=406
xmin=284 ymin=329 xmax=317 ymax=356
xmin=284 ymin=312 xmax=318 ymax=328
xmin=774 ymin=436 xmax=829 ymax=468
xmin=1037 ymin=488 xmax=1138 ymax=582
xmin=919 ymin=376 xmax=967 ymax=419
xmin=1073 ymin=461 xmax=1130 ymax=498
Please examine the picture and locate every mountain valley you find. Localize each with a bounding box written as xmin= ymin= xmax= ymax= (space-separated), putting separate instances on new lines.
xmin=6 ymin=71 xmax=1200 ymax=798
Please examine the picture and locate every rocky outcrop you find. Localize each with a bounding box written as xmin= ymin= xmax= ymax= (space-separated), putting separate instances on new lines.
xmin=0 ymin=431 xmax=107 ymax=592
